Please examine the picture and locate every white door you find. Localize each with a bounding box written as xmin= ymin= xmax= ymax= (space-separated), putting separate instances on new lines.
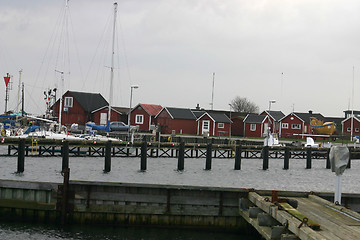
xmin=264 ymin=123 xmax=269 ymax=135
xmin=100 ymin=113 xmax=107 ymax=125
xmin=202 ymin=120 xmax=210 ymax=134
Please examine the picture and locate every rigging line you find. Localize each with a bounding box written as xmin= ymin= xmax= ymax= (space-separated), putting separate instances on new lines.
xmin=82 ymin=13 xmax=112 ymax=91
xmin=32 ymin=2 xmax=65 ymax=95
xmin=24 ymin=88 xmax=44 ymax=115
xmin=68 ymin=7 xmax=85 ymax=86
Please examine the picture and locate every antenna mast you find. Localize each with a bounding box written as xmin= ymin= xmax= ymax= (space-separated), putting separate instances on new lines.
xmin=211 ymin=72 xmax=215 ymax=110
xmin=351 ymin=66 xmax=355 ymax=141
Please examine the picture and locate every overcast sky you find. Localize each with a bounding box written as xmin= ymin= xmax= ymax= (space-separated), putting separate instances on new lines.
xmin=1 ymin=0 xmax=360 ymax=117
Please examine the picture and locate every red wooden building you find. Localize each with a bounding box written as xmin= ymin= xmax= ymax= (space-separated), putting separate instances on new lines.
xmin=231 ymin=116 xmax=245 ymax=136
xmin=52 ymin=91 xmax=108 ymax=127
xmin=260 ymin=110 xmax=285 ymax=134
xmin=130 ymin=103 xmax=162 ymax=131
xmin=243 ymin=114 xmax=270 ymax=138
xmin=279 ymin=111 xmax=325 ymax=138
xmin=156 ymin=107 xmax=197 ymax=135
xmin=195 ymin=112 xmax=232 ymax=136
xmin=91 ymin=106 xmax=129 ymax=125
xmin=342 ymin=116 xmax=360 ymax=137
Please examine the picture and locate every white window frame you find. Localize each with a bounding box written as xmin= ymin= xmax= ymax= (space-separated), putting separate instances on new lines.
xmin=135 ymin=114 xmax=144 ymax=124
xmin=218 ymin=123 xmax=224 ymax=129
xmin=202 ymin=120 xmax=210 ymax=132
xmin=282 ymin=123 xmax=288 ymax=129
xmin=100 ymin=113 xmax=107 ymax=125
xmin=250 ymin=124 xmax=256 ymax=131
xmin=356 ymin=128 xmax=359 ymax=133
xmin=347 ymin=127 xmax=351 ymax=132
xmin=291 ymin=124 xmax=301 ymax=129
xmin=64 ymin=97 xmax=73 ymax=107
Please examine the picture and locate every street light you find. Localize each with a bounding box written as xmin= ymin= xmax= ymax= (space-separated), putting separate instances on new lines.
xmin=268 ymin=100 xmax=276 ymax=112
xmin=128 ymin=85 xmax=139 ymax=142
xmin=268 ymin=100 xmax=276 ymax=134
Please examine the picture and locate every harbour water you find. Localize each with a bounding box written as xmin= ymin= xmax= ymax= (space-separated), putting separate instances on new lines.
xmin=0 ymin=148 xmax=359 ymax=239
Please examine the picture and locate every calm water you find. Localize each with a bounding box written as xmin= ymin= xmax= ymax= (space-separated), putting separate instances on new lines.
xmin=1 ymin=146 xmax=359 ymax=239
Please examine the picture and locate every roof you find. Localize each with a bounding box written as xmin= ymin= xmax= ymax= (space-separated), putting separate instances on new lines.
xmin=138 ymin=104 xmax=163 ymax=116
xmin=91 ymin=106 xmax=129 ymax=114
xmin=293 ymin=112 xmax=325 ymax=123
xmin=68 ymin=91 xmax=108 ymax=113
xmin=262 ymin=110 xmax=285 ymax=122
xmin=197 ymin=112 xmax=232 ymax=123
xmin=244 ymin=114 xmax=267 ymax=123
xmin=163 ymin=107 xmax=196 ymax=120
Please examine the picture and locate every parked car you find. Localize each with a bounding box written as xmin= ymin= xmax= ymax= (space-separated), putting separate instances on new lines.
xmin=109 ymin=121 xmax=129 ymax=131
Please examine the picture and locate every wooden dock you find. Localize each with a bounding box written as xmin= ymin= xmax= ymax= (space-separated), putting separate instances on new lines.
xmin=1 ymin=177 xmax=360 ymax=239
xmin=239 ymin=190 xmax=360 ymax=239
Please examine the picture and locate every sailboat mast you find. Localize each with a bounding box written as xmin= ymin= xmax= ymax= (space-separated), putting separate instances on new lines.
xmin=16 ymin=69 xmax=22 ymax=121
xmin=108 ymin=2 xmax=118 ymax=123
xmin=211 ymin=72 xmax=215 ymax=110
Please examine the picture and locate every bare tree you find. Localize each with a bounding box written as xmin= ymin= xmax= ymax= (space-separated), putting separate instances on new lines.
xmin=230 ymin=96 xmax=259 ymax=113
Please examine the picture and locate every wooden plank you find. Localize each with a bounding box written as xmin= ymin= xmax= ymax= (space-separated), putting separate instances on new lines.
xmin=248 ymin=192 xmax=327 ymax=240
xmin=278 ymin=202 xmax=320 ymax=230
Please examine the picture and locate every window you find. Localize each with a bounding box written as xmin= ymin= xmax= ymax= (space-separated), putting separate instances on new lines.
xmin=282 ymin=123 xmax=288 ymax=129
xmin=250 ymin=124 xmax=256 ymax=131
xmin=100 ymin=113 xmax=107 ymax=125
xmin=356 ymin=128 xmax=359 ymax=133
xmin=202 ymin=120 xmax=210 ymax=131
xmin=218 ymin=123 xmax=224 ymax=129
xmin=291 ymin=124 xmax=301 ymax=129
xmin=347 ymin=127 xmax=351 ymax=132
xmin=64 ymin=97 xmax=73 ymax=107
xmin=135 ymin=114 xmax=144 ymax=124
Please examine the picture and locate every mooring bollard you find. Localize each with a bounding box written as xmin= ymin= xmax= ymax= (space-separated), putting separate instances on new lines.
xmin=205 ymin=143 xmax=212 ymax=170
xmin=104 ymin=140 xmax=112 ymax=173
xmin=262 ymin=146 xmax=269 ymax=170
xmin=140 ymin=141 xmax=147 ymax=171
xmin=326 ymin=148 xmax=331 ymax=169
xmin=234 ymin=144 xmax=241 ymax=170
xmin=62 ymin=141 xmax=69 ymax=172
xmin=284 ymin=147 xmax=290 ymax=170
xmin=17 ymin=139 xmax=25 ymax=173
xmin=178 ymin=141 xmax=185 ymax=171
xmin=306 ymin=147 xmax=312 ymax=169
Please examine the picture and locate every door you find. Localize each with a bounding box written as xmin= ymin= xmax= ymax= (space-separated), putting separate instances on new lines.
xmin=100 ymin=113 xmax=107 ymax=125
xmin=202 ymin=120 xmax=210 ymax=135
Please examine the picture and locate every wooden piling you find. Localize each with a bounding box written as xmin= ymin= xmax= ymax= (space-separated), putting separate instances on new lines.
xmin=17 ymin=139 xmax=25 ymax=173
xmin=140 ymin=141 xmax=147 ymax=171
xmin=284 ymin=147 xmax=289 ymax=170
xmin=326 ymin=148 xmax=331 ymax=169
xmin=61 ymin=167 xmax=70 ymax=225
xmin=306 ymin=147 xmax=312 ymax=169
xmin=205 ymin=143 xmax=212 ymax=170
xmin=234 ymin=144 xmax=241 ymax=170
xmin=262 ymin=146 xmax=269 ymax=170
xmin=104 ymin=140 xmax=111 ymax=173
xmin=62 ymin=141 xmax=69 ymax=172
xmin=178 ymin=141 xmax=185 ymax=171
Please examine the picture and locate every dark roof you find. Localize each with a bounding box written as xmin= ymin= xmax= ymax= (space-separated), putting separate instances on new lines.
xmin=324 ymin=117 xmax=344 ymax=125
xmin=206 ymin=112 xmax=232 ymax=123
xmin=192 ymin=110 xmax=206 ymax=118
xmin=263 ymin=110 xmax=285 ymax=122
xmin=68 ymin=91 xmax=108 ymax=113
xmin=293 ymin=112 xmax=325 ymax=123
xmin=166 ymin=107 xmax=196 ymax=120
xmin=244 ymin=114 xmax=267 ymax=123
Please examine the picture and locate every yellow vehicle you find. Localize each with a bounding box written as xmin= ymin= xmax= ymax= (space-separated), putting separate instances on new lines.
xmin=310 ymin=117 xmax=336 ymax=135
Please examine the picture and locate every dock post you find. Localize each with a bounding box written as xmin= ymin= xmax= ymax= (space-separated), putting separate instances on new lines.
xmin=326 ymin=148 xmax=331 ymax=169
xmin=62 ymin=141 xmax=69 ymax=172
xmin=262 ymin=146 xmax=269 ymax=170
xmin=283 ymin=147 xmax=290 ymax=170
xmin=61 ymin=167 xmax=70 ymax=225
xmin=178 ymin=141 xmax=185 ymax=171
xmin=205 ymin=143 xmax=212 ymax=170
xmin=17 ymin=139 xmax=25 ymax=173
xmin=140 ymin=141 xmax=147 ymax=171
xmin=234 ymin=144 xmax=241 ymax=170
xmin=104 ymin=140 xmax=112 ymax=173
xmin=347 ymin=148 xmax=352 ymax=169
xmin=306 ymin=147 xmax=312 ymax=169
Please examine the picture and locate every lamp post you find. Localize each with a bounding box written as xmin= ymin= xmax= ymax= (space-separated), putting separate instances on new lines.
xmin=268 ymin=100 xmax=276 ymax=135
xmin=229 ymin=104 xmax=232 ymax=140
xmin=128 ymin=85 xmax=139 ymax=142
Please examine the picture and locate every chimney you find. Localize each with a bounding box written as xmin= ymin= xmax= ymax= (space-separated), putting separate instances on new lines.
xmin=196 ymin=104 xmax=200 ymax=110
xmin=308 ymin=110 xmax=313 ymax=115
